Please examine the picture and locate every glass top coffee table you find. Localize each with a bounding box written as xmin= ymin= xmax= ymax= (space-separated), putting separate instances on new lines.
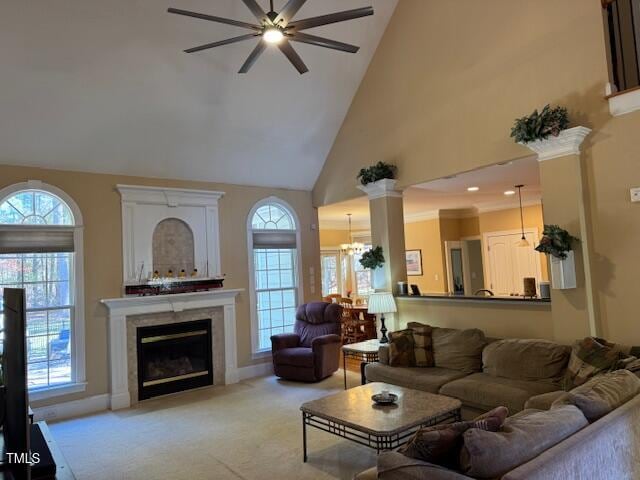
xmin=300 ymin=382 xmax=462 ymax=462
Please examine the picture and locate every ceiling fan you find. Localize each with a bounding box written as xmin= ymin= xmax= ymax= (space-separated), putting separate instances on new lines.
xmin=168 ymin=0 xmax=374 ymax=74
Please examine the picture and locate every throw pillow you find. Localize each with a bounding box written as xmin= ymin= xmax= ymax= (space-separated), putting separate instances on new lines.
xmin=459 ymin=405 xmax=587 ymax=478
xmin=562 ymin=337 xmax=628 ymax=389
xmin=432 ymin=327 xmax=487 ymax=374
xmin=388 ymin=329 xmax=416 ymax=367
xmin=407 ymin=322 xmax=434 ymax=367
xmin=398 ymin=406 xmax=508 ymax=469
xmin=553 ymin=369 xmax=640 ymax=422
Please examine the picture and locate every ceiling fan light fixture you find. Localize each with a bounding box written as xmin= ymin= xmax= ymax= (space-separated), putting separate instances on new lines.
xmin=263 ymin=27 xmax=284 ymax=44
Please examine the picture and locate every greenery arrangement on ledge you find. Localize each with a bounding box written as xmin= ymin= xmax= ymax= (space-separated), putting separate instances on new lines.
xmin=359 ymin=246 xmax=385 ymax=270
xmin=535 ymin=225 xmax=579 ymax=259
xmin=510 ymin=104 xmax=569 ymax=143
xmin=357 ymin=161 xmax=397 ymax=186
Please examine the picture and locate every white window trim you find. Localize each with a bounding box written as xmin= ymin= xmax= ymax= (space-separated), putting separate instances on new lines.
xmin=0 ymin=180 xmax=86 ymax=399
xmin=247 ymin=196 xmax=303 ymax=357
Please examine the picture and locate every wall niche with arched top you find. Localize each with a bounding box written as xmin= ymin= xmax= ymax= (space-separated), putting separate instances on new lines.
xmin=152 ymin=218 xmax=195 ymax=276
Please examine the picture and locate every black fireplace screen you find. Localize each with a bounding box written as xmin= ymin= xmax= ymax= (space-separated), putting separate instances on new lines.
xmin=137 ymin=319 xmax=213 ymax=400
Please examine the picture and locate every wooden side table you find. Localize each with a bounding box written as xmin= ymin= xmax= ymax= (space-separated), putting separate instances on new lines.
xmin=341 ymin=339 xmax=380 ymax=389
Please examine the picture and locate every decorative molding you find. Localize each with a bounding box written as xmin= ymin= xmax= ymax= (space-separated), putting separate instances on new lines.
xmin=101 ymin=289 xmax=243 ymax=410
xmin=32 ymin=394 xmax=110 ymax=422
xmin=357 ymin=179 xmax=403 ymax=200
xmin=476 ymin=199 xmax=542 ymax=214
xmin=116 ymin=185 xmax=224 ymax=283
xmin=403 ymin=210 xmax=440 ymax=224
xmin=521 ymin=127 xmax=591 ymax=162
xmin=607 ymin=87 xmax=640 ymax=117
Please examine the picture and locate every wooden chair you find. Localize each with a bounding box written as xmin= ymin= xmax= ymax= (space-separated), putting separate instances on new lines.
xmin=324 ymin=294 xmax=342 ymax=304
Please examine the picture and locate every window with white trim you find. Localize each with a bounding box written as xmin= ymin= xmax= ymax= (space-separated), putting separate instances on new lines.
xmin=0 ymin=188 xmax=80 ymax=391
xmin=353 ymin=246 xmax=374 ymax=297
xmin=249 ymin=201 xmax=300 ymax=352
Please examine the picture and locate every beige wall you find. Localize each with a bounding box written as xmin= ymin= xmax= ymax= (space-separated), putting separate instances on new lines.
xmin=313 ymin=0 xmax=640 ymax=344
xmin=398 ymin=298 xmax=554 ymax=341
xmin=404 ymin=219 xmax=446 ymax=293
xmin=0 ymin=164 xmax=321 ymax=407
xmin=319 ymin=229 xmax=350 ymax=248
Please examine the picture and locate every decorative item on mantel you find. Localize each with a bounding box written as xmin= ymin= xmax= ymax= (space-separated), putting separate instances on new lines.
xmin=125 ymin=274 xmax=226 ymax=296
xmin=535 ymin=225 xmax=579 ymax=290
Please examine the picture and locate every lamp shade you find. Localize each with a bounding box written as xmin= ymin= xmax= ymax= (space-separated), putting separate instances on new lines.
xmin=367 ymin=292 xmax=397 ymax=314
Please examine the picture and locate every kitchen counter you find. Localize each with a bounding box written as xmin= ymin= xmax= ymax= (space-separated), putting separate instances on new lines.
xmin=396 ymin=293 xmax=551 ymax=306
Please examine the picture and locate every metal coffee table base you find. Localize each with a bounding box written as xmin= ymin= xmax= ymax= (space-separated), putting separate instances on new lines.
xmin=302 ymin=409 xmax=461 ymax=462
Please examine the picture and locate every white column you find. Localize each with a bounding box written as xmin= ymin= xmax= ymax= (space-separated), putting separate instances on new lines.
xmin=108 ymin=313 xmax=131 ymax=410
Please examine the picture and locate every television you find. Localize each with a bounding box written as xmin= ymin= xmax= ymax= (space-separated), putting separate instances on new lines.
xmin=2 ymin=287 xmax=30 ymax=480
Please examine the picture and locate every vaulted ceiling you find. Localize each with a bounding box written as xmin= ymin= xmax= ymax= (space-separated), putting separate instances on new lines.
xmin=0 ymin=0 xmax=397 ymax=190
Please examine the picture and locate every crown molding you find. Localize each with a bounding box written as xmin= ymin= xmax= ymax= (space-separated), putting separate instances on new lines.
xmin=520 ymin=126 xmax=591 ymax=162
xmin=403 ymin=210 xmax=440 ymax=224
xmin=318 ymin=219 xmax=371 ymax=230
xmin=357 ymin=179 xmax=403 ymax=200
xmin=476 ymin=199 xmax=542 ymax=214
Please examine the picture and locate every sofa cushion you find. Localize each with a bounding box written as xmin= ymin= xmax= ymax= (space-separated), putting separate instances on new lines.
xmin=365 ymin=363 xmax=468 ymax=394
xmin=398 ymin=406 xmax=508 ymax=468
xmin=459 ymin=405 xmax=588 ymax=478
xmin=523 ymin=390 xmax=566 ymax=410
xmin=482 ymin=339 xmax=569 ymax=384
xmin=388 ymin=329 xmax=417 ymax=367
xmin=407 ymin=322 xmax=435 ymax=367
xmin=376 ymin=452 xmax=474 ymax=480
xmin=554 ymin=369 xmax=640 ymax=422
xmin=272 ymin=347 xmax=314 ymax=368
xmin=439 ymin=372 xmax=559 ymax=414
xmin=432 ymin=327 xmax=487 ymax=374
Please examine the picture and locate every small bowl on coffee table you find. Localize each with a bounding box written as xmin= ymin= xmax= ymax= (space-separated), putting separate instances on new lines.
xmin=371 ymin=391 xmax=398 ymax=405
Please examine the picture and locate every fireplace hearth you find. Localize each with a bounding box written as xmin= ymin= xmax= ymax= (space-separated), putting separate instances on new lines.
xmin=136 ymin=319 xmax=213 ymax=400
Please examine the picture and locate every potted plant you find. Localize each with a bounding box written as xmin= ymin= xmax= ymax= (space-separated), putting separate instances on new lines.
xmin=357 ymin=162 xmax=397 ymax=186
xmin=359 ymin=246 xmax=385 ymax=270
xmin=510 ymin=105 xmax=569 ymax=144
xmin=535 ymin=225 xmax=579 ymax=289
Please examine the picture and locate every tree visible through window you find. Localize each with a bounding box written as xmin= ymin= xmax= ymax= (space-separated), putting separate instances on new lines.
xmin=0 ymin=190 xmax=75 ymax=389
xmin=250 ymin=201 xmax=299 ymax=351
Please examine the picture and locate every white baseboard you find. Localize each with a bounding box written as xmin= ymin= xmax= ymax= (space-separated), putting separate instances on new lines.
xmin=32 ymin=394 xmax=110 ymax=422
xmin=238 ymin=361 xmax=273 ymax=380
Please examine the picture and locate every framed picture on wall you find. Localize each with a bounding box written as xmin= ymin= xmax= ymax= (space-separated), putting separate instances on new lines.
xmin=406 ymin=250 xmax=423 ymax=276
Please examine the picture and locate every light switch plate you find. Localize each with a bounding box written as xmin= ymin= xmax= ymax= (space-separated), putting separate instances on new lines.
xmin=631 ymin=187 xmax=640 ymax=203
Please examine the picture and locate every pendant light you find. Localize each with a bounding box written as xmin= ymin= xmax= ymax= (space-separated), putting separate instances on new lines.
xmin=340 ymin=214 xmax=364 ymax=256
xmin=515 ymin=185 xmax=530 ymax=247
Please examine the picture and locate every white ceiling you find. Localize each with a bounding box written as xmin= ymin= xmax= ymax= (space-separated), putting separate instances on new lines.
xmin=319 ymin=157 xmax=542 ymax=228
xmin=0 ymin=0 xmax=397 ymax=190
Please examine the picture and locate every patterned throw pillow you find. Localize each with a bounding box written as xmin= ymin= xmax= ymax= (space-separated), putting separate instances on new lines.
xmin=388 ymin=329 xmax=416 ymax=367
xmin=398 ymin=406 xmax=509 ymax=469
xmin=407 ymin=322 xmax=434 ymax=367
xmin=563 ymin=337 xmax=628 ymax=389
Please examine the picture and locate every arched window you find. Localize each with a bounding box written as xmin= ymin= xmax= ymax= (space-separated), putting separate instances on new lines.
xmin=247 ymin=198 xmax=302 ymax=353
xmin=0 ymin=183 xmax=85 ymax=397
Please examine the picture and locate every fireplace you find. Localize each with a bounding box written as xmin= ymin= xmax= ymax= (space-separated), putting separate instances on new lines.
xmin=136 ymin=319 xmax=213 ymax=400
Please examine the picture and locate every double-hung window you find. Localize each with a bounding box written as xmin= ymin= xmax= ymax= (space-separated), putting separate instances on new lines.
xmin=249 ymin=200 xmax=300 ymax=353
xmin=0 ymin=186 xmax=84 ymax=395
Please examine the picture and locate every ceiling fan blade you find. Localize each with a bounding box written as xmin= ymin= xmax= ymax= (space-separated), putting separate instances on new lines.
xmin=184 ymin=33 xmax=259 ymax=53
xmin=288 ymin=32 xmax=359 ymax=53
xmin=239 ymin=41 xmax=267 ymax=73
xmin=240 ymin=0 xmax=267 ymax=21
xmin=286 ymin=7 xmax=374 ymax=31
xmin=274 ymin=0 xmax=307 ymax=26
xmin=278 ymin=40 xmax=309 ymax=74
xmin=168 ymin=8 xmax=260 ymax=31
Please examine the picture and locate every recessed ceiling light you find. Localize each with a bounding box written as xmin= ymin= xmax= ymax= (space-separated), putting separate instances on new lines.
xmin=504 ymin=190 xmax=516 ymax=196
xmin=467 ymin=187 xmax=479 ymax=192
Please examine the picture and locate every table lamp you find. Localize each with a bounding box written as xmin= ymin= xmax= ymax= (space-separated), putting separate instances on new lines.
xmin=367 ymin=292 xmax=397 ymax=344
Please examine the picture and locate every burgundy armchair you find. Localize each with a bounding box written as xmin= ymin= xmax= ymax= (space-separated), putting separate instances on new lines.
xmin=271 ymin=302 xmax=343 ymax=382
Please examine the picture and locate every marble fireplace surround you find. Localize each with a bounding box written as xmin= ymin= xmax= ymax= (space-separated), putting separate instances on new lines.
xmin=101 ymin=289 xmax=243 ymax=410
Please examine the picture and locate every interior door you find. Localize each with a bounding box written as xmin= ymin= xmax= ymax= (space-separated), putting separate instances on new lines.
xmin=486 ymin=231 xmax=541 ymax=296
xmin=487 ymin=236 xmax=513 ymax=296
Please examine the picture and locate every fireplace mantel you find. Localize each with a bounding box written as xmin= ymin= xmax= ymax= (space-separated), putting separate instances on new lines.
xmin=101 ymin=289 xmax=243 ymax=410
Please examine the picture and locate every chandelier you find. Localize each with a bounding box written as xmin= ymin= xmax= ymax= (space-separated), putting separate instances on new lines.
xmin=340 ymin=214 xmax=364 ymax=256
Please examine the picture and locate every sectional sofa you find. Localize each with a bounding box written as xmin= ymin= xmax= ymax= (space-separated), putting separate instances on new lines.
xmin=355 ymin=326 xmax=640 ymax=479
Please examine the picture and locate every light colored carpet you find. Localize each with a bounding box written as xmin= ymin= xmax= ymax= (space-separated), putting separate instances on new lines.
xmin=50 ymin=370 xmax=377 ymax=480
